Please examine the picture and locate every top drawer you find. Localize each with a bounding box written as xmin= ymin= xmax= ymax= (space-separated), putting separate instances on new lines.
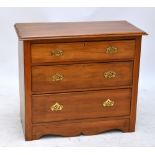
xmin=31 ymin=40 xmax=135 ymax=64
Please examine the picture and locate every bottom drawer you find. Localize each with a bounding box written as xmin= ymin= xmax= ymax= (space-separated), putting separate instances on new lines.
xmin=32 ymin=89 xmax=131 ymax=123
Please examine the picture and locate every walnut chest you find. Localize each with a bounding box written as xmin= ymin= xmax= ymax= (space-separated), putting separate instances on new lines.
xmin=15 ymin=21 xmax=147 ymax=141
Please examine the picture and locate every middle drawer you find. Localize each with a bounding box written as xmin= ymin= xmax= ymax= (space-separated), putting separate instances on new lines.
xmin=32 ymin=62 xmax=133 ymax=93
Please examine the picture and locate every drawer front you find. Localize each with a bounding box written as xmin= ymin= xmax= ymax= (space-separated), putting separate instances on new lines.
xmin=32 ymin=62 xmax=133 ymax=93
xmin=32 ymin=89 xmax=131 ymax=123
xmin=31 ymin=40 xmax=135 ymax=64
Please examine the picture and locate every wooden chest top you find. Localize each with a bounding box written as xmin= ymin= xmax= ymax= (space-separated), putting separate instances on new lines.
xmin=15 ymin=21 xmax=147 ymax=40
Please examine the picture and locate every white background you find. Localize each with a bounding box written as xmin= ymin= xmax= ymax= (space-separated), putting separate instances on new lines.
xmin=0 ymin=7 xmax=154 ymax=146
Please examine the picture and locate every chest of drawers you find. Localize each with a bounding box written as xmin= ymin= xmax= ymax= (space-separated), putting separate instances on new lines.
xmin=15 ymin=21 xmax=147 ymax=141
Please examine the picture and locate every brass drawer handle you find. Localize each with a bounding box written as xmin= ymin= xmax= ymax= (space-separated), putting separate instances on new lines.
xmin=103 ymin=99 xmax=114 ymax=107
xmin=51 ymin=102 xmax=63 ymax=111
xmin=51 ymin=73 xmax=64 ymax=82
xmin=104 ymin=71 xmax=116 ymax=79
xmin=51 ymin=49 xmax=64 ymax=57
xmin=106 ymin=46 xmax=117 ymax=54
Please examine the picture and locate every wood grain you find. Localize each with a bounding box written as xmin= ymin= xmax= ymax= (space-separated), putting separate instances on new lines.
xmin=32 ymin=62 xmax=133 ymax=93
xmin=14 ymin=21 xmax=147 ymax=40
xmin=32 ymin=89 xmax=131 ymax=123
xmin=32 ymin=118 xmax=129 ymax=140
xmin=129 ymin=36 xmax=142 ymax=131
xmin=31 ymin=40 xmax=135 ymax=64
xmin=18 ymin=41 xmax=33 ymax=141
